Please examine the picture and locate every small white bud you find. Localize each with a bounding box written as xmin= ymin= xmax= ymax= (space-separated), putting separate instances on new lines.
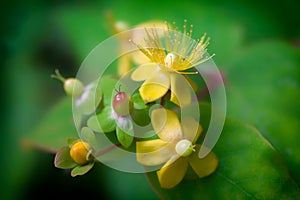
xmin=175 ymin=139 xmax=194 ymax=157
xmin=164 ymin=53 xmax=176 ymax=68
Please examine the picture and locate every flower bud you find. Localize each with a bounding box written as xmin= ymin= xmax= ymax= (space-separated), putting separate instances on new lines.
xmin=175 ymin=139 xmax=195 ymax=157
xmin=70 ymin=141 xmax=92 ymax=165
xmin=51 ymin=69 xmax=84 ymax=98
xmin=64 ymin=78 xmax=84 ymax=98
xmin=164 ymin=53 xmax=176 ymax=68
xmin=113 ymin=92 xmax=133 ymax=116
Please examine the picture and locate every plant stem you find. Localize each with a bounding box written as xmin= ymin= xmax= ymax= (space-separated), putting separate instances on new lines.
xmin=94 ymin=143 xmax=122 ymax=157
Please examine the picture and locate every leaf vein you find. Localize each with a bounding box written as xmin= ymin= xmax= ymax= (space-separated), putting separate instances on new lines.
xmin=216 ymin=172 xmax=257 ymax=199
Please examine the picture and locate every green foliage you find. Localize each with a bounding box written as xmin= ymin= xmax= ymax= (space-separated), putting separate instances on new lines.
xmin=9 ymin=1 xmax=300 ymax=199
xmin=71 ymin=162 xmax=95 ymax=177
xmin=24 ymin=97 xmax=77 ymax=152
xmin=98 ymin=76 xmax=118 ymax=105
xmin=116 ymin=126 xmax=133 ymax=148
xmin=132 ymin=93 xmax=148 ymax=110
xmin=87 ymin=107 xmax=116 ymax=133
xmin=226 ymin=41 xmax=300 ymax=185
xmin=146 ymin=103 xmax=300 ymax=199
xmin=80 ymin=127 xmax=98 ymax=148
xmin=54 ymin=146 xmax=77 ymax=169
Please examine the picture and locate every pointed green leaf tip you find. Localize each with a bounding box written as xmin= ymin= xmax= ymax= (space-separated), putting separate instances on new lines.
xmin=116 ymin=126 xmax=133 ymax=148
xmin=87 ymin=106 xmax=116 ymax=133
xmin=54 ymin=146 xmax=77 ymax=169
xmin=71 ymin=162 xmax=95 ymax=177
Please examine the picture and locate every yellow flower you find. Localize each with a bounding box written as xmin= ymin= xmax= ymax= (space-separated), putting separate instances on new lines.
xmin=131 ymin=21 xmax=214 ymax=106
xmin=136 ymin=108 xmax=218 ymax=188
xmin=112 ymin=19 xmax=166 ymax=77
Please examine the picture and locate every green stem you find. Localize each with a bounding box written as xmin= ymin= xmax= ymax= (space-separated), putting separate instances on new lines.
xmin=51 ymin=69 xmax=66 ymax=82
xmin=94 ymin=143 xmax=122 ymax=157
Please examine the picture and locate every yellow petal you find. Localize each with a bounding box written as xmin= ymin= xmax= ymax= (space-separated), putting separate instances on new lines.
xmin=157 ymin=156 xmax=188 ymax=189
xmin=151 ymin=108 xmax=182 ymax=142
xmin=139 ymin=70 xmax=170 ymax=103
xmin=188 ymin=145 xmax=218 ymax=178
xmin=170 ymin=73 xmax=191 ymax=107
xmin=131 ymin=51 xmax=151 ymax=65
xmin=118 ymin=54 xmax=132 ymax=77
xmin=181 ymin=117 xmax=202 ymax=143
xmin=136 ymin=139 xmax=172 ymax=166
xmin=131 ymin=63 xmax=159 ymax=81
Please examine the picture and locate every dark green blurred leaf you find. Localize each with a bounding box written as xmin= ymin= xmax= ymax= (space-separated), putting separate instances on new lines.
xmin=23 ymin=97 xmax=77 ymax=152
xmin=54 ymin=146 xmax=77 ymax=169
xmin=87 ymin=106 xmax=116 ymax=133
xmin=116 ymin=126 xmax=133 ymax=148
xmin=146 ymin=103 xmax=300 ymax=199
xmin=131 ymin=108 xmax=151 ymax=126
xmin=100 ymin=166 xmax=158 ymax=199
xmin=53 ymin=6 xmax=109 ymax=61
xmin=226 ymin=41 xmax=300 ymax=185
xmin=71 ymin=162 xmax=95 ymax=177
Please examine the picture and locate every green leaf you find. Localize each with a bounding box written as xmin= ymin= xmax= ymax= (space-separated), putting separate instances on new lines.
xmin=71 ymin=162 xmax=95 ymax=177
xmin=146 ymin=103 xmax=300 ymax=199
xmin=87 ymin=106 xmax=116 ymax=133
xmin=226 ymin=41 xmax=300 ymax=184
xmin=80 ymin=127 xmax=97 ymax=148
xmin=132 ymin=93 xmax=148 ymax=110
xmin=54 ymin=146 xmax=77 ymax=169
xmin=23 ymin=97 xmax=77 ymax=152
xmin=67 ymin=138 xmax=78 ymax=148
xmin=98 ymin=76 xmax=118 ymax=105
xmin=99 ymin=167 xmax=158 ymax=199
xmin=131 ymin=108 xmax=151 ymax=126
xmin=116 ymin=126 xmax=133 ymax=148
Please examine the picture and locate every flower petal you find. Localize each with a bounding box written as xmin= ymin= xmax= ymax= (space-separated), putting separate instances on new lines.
xmin=170 ymin=73 xmax=191 ymax=107
xmin=131 ymin=51 xmax=151 ymax=65
xmin=136 ymin=139 xmax=172 ymax=166
xmin=157 ymin=156 xmax=188 ymax=188
xmin=118 ymin=54 xmax=131 ymax=77
xmin=151 ymin=108 xmax=182 ymax=142
xmin=131 ymin=63 xmax=159 ymax=81
xmin=139 ymin=70 xmax=170 ymax=103
xmin=181 ymin=117 xmax=202 ymax=143
xmin=188 ymin=145 xmax=218 ymax=178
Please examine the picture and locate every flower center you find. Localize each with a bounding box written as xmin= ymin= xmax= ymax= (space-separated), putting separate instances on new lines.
xmin=175 ymin=139 xmax=195 ymax=157
xmin=164 ymin=53 xmax=176 ymax=69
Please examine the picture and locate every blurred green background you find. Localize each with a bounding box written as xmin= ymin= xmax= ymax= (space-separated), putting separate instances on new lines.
xmin=1 ymin=0 xmax=300 ymax=199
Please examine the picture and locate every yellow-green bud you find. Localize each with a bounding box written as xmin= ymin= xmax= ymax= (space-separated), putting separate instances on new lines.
xmin=175 ymin=139 xmax=195 ymax=157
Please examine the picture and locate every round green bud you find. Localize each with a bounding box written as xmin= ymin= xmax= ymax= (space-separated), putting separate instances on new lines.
xmin=63 ymin=78 xmax=84 ymax=98
xmin=175 ymin=139 xmax=194 ymax=157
